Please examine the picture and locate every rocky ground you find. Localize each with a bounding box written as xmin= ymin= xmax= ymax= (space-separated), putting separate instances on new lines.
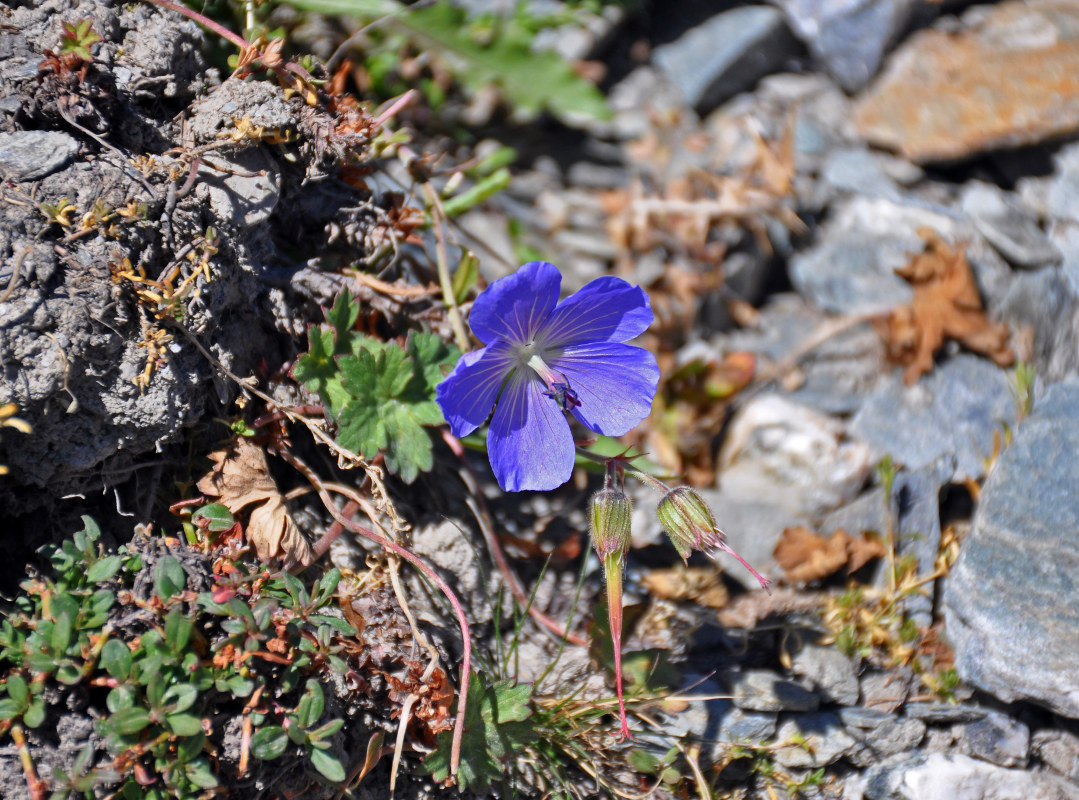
xmin=2 ymin=0 xmax=1079 ymax=798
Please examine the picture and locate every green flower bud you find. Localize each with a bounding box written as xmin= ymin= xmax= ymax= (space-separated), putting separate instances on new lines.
xmin=656 ymin=486 xmax=721 ymax=561
xmin=590 ymin=487 xmax=632 ymax=558
xmin=656 ymin=486 xmax=772 ymax=590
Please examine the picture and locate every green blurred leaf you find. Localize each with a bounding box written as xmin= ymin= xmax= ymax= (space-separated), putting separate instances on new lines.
xmin=251 ymin=726 xmax=288 ymax=760
xmin=442 ymin=167 xmax=512 ymax=218
xmin=86 ymin=555 xmax=122 ymax=583
xmin=108 ymin=707 xmax=152 ymax=735
xmin=310 ymin=748 xmax=346 ymax=782
xmin=191 ymin=503 xmax=235 ymax=533
xmin=451 ymin=251 xmax=480 ymax=304
xmin=100 ymin=639 xmax=132 ymax=680
xmin=154 ymin=555 xmax=186 ymax=601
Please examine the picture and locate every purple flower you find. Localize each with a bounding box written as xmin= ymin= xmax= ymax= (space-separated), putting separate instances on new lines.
xmin=436 ymin=261 xmax=660 ymax=491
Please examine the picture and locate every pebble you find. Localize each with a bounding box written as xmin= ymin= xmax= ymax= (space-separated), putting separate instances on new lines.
xmin=959 ymin=711 xmax=1030 ymax=768
xmin=773 ymin=711 xmax=856 ymax=768
xmin=999 ymin=266 xmax=1079 ymax=384
xmin=0 ymin=131 xmax=79 ymax=182
xmin=859 ymin=668 xmax=914 ymax=713
xmin=945 ymin=380 xmax=1079 ymax=718
xmin=853 ymin=0 xmax=1079 ymax=163
xmin=651 ymin=6 xmax=799 ymax=115
xmin=846 ymin=715 xmax=927 ymax=767
xmin=961 ymin=181 xmax=1061 ymax=269
xmin=718 ymin=393 xmax=873 ymax=519
xmin=861 ymin=752 xmax=1079 ymax=800
xmin=789 ymin=195 xmax=964 ymax=314
xmin=775 ymin=0 xmax=922 ymax=93
xmin=1033 ymin=729 xmax=1079 ymax=781
xmin=790 ymin=641 xmax=861 ymax=706
xmin=728 ymin=669 xmax=820 ymax=713
xmin=194 ymin=151 xmax=280 ymax=227
xmin=850 ymin=355 xmax=1018 ymax=483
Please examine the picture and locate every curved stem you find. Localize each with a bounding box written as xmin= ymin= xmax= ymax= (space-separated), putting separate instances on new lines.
xmin=317 ymin=487 xmax=471 ymax=779
xmin=143 ymin=0 xmax=250 ymax=51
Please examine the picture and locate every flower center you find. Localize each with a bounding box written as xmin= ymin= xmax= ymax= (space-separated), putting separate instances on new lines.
xmin=523 ymin=350 xmax=581 ymax=412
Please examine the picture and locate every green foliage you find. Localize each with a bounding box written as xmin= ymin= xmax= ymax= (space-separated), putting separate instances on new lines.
xmin=0 ymin=514 xmax=358 ymax=797
xmin=59 ymin=19 xmax=102 ymax=62
xmin=292 ymin=289 xmax=459 ymax=482
xmin=275 ymin=0 xmax=611 ymax=124
xmin=423 ymin=672 xmax=537 ymax=792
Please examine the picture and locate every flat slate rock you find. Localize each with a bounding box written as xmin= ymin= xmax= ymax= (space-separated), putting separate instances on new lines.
xmin=652 ymin=5 xmax=799 ymax=115
xmin=850 ymin=355 xmax=1017 ymax=483
xmin=944 ymin=380 xmax=1079 ymax=718
xmin=0 ymin=131 xmax=79 ymax=182
xmin=853 ymin=0 xmax=1079 ymax=164
xmin=774 ymin=0 xmax=921 ymax=93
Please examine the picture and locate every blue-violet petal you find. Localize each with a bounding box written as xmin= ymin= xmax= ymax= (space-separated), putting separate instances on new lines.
xmin=435 ymin=342 xmax=515 ymax=438
xmin=550 ymin=342 xmax=659 ymax=437
xmin=487 ymin=370 xmax=576 ymax=491
xmin=539 ymin=276 xmax=654 ymax=348
xmin=468 ymin=261 xmax=561 ymax=346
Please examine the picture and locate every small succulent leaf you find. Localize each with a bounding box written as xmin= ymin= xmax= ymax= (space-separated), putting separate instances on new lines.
xmin=56 ymin=663 xmax=83 ymax=685
xmin=190 ymin=503 xmax=235 ymax=533
xmin=109 ymin=707 xmax=153 ymax=735
xmin=163 ymin=683 xmax=198 ymax=714
xmin=296 ymin=679 xmax=325 ymax=729
xmin=107 ymin=685 xmax=135 ymax=712
xmin=100 ymin=639 xmax=132 ymax=680
xmin=0 ymin=698 xmax=23 ymax=720
xmin=164 ymin=609 xmax=194 ymax=654
xmin=309 ymin=748 xmax=346 ymax=783
xmin=50 ymin=610 xmax=74 ymax=655
xmin=176 ymin=732 xmax=206 ymax=763
xmin=314 ymin=568 xmax=341 ymax=605
xmin=153 ymin=555 xmax=186 ymax=601
xmin=165 ymin=713 xmax=203 ymax=737
xmin=251 ymin=726 xmax=289 ymax=760
xmin=308 ymin=615 xmax=356 ymax=635
xmin=184 ymin=757 xmax=218 ymax=789
xmin=308 ymin=718 xmax=345 ymax=741
xmin=23 ymin=697 xmax=45 ymax=728
xmin=4 ymin=674 xmax=29 ymax=707
xmin=86 ymin=555 xmax=122 ymax=583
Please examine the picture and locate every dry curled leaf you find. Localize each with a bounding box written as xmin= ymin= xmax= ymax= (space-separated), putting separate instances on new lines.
xmin=773 ymin=526 xmax=885 ymax=584
xmin=640 ymin=565 xmax=730 ymax=609
xmin=884 ymin=228 xmax=1014 ymax=384
xmin=197 ymin=437 xmax=312 ymax=568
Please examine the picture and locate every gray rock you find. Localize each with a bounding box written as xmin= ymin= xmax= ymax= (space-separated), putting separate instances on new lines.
xmin=720 ymin=707 xmax=779 ymax=742
xmin=945 ymin=380 xmax=1079 ymax=718
xmin=1033 ymin=729 xmax=1079 ymax=781
xmin=790 ymin=641 xmax=861 ymax=706
xmin=703 ymin=488 xmax=807 ymax=589
xmin=773 ymin=711 xmax=857 ymax=768
xmin=961 ymin=181 xmax=1060 ymax=269
xmin=652 ymin=6 xmax=799 ymax=115
xmin=1047 ymin=141 xmax=1079 ymax=225
xmin=846 ymin=715 xmax=927 ymax=767
xmin=790 ymin=196 xmax=956 ymax=314
xmin=193 ymin=150 xmax=280 ymax=227
xmin=729 ymin=669 xmax=820 ymax=713
xmin=0 ymin=131 xmax=79 ymax=182
xmin=719 ymin=393 xmax=873 ymax=519
xmin=850 ymin=355 xmax=1018 ymax=483
xmin=999 ymin=266 xmax=1079 ymax=384
xmin=863 ymin=752 xmax=1079 ymax=800
xmin=773 ymin=0 xmax=922 ymax=93
xmin=860 ymin=667 xmax=915 ymax=713
xmin=959 ymin=711 xmax=1029 ymax=768
xmin=721 ymin=293 xmax=887 ymax=416
xmin=903 ymin=703 xmax=987 ymax=724
xmin=821 ymin=147 xmax=904 ymax=200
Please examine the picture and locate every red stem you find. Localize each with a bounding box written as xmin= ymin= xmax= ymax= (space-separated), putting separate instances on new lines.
xmin=316 ymin=489 xmax=471 ymax=779
xmin=603 ymin=553 xmax=631 ymax=740
xmin=143 ymin=0 xmax=250 ymax=51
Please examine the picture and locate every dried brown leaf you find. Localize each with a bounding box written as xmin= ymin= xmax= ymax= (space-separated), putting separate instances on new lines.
xmin=773 ymin=526 xmax=885 ymax=584
xmin=640 ymin=566 xmax=730 ymax=609
xmin=197 ymin=438 xmax=312 ymax=568
xmin=885 ymin=228 xmax=1015 ymax=384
